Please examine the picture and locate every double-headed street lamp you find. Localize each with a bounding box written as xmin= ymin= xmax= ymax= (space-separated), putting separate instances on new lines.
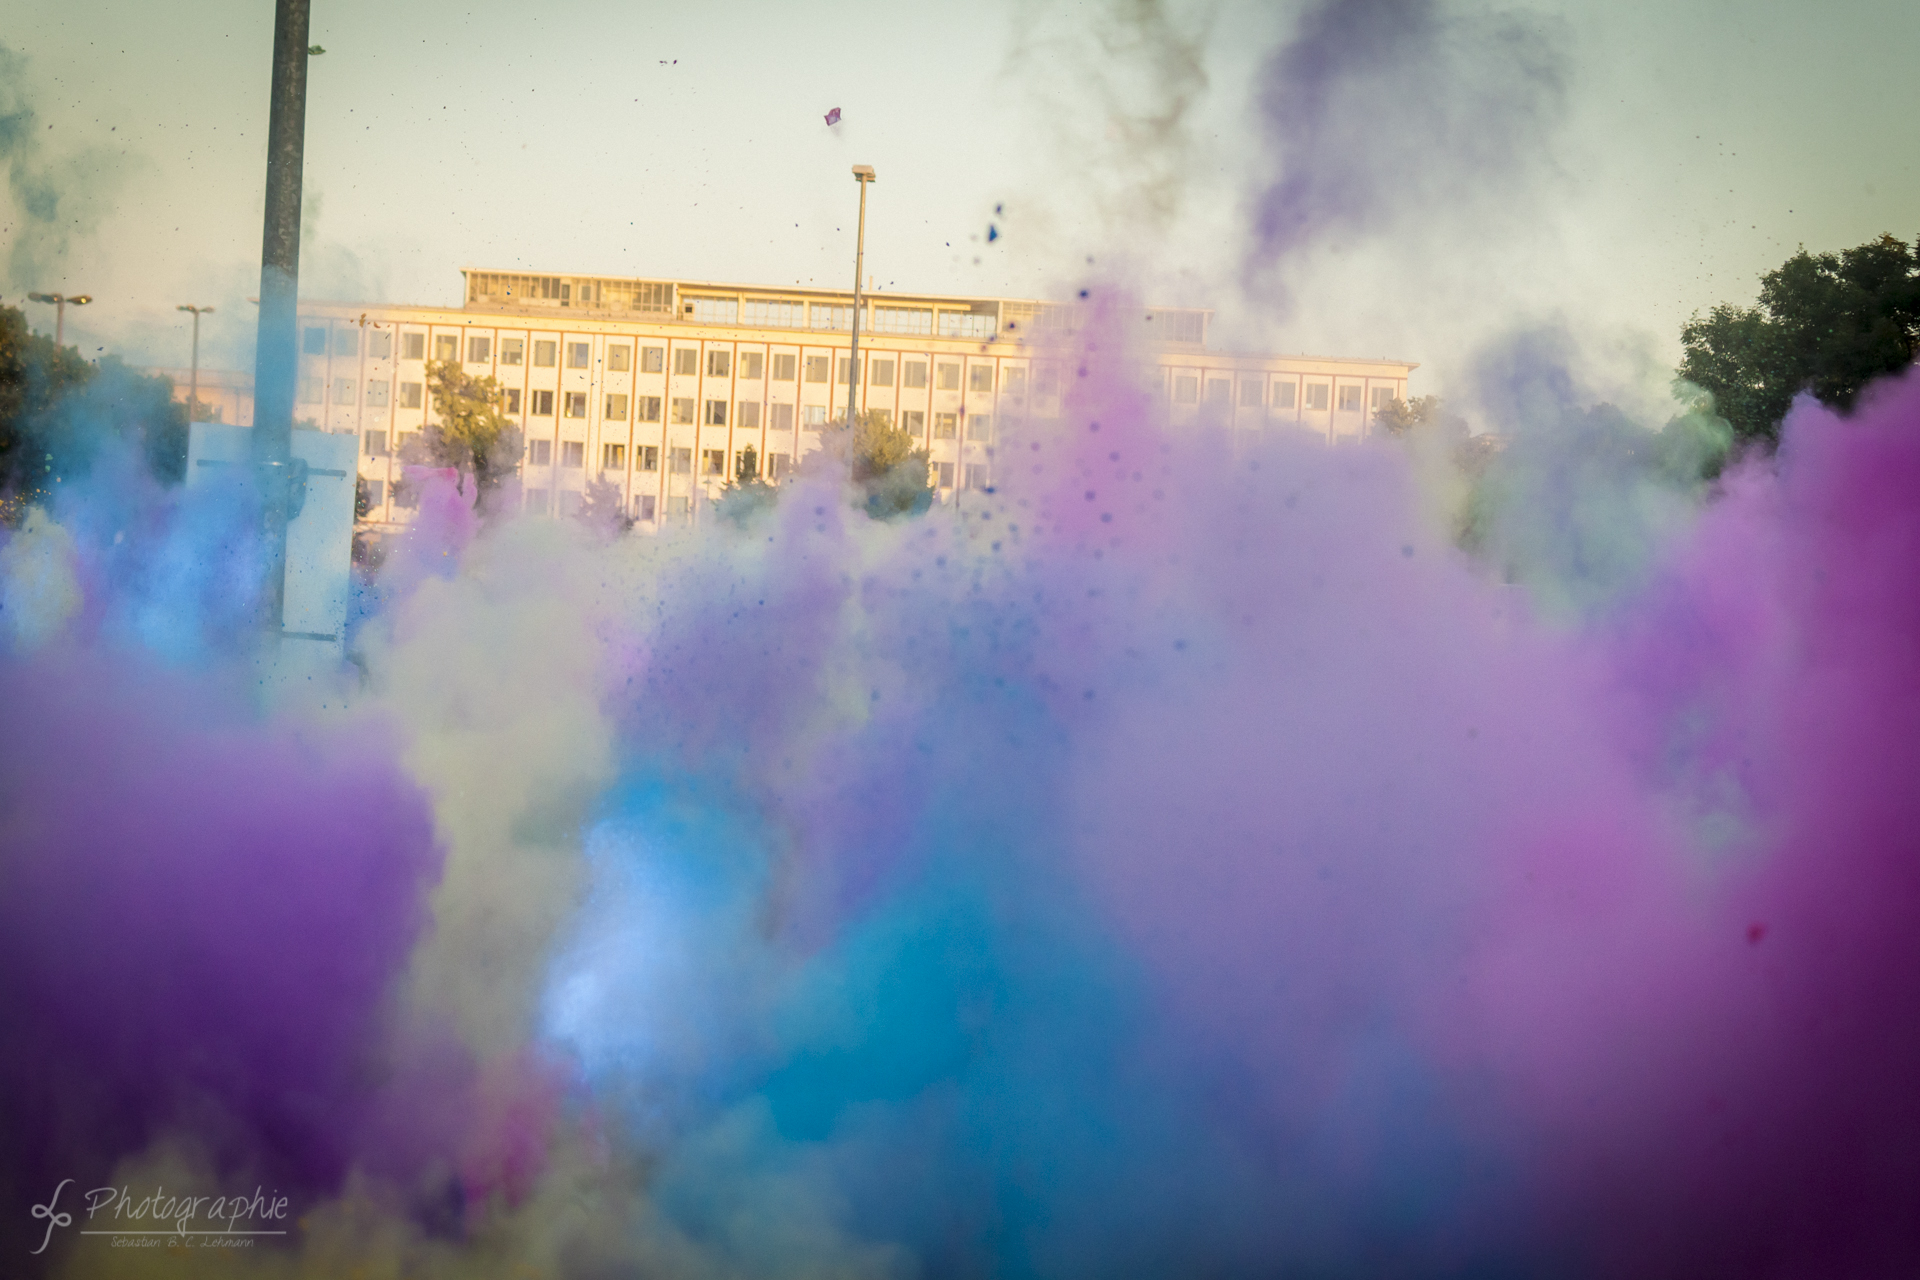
xmin=27 ymin=291 xmax=93 ymax=347
xmin=846 ymin=165 xmax=876 ymax=461
xmin=177 ymin=304 xmax=216 ymax=421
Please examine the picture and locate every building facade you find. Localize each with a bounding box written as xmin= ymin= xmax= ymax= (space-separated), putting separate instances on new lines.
xmin=275 ymin=270 xmax=1416 ymax=531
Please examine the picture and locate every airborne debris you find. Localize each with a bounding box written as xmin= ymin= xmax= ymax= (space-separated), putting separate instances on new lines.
xmin=307 ymin=45 xmax=325 ymax=55
xmin=824 ymin=107 xmax=842 ymax=127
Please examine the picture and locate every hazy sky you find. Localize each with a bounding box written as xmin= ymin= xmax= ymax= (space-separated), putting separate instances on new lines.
xmin=4 ymin=0 xmax=1915 ymax=407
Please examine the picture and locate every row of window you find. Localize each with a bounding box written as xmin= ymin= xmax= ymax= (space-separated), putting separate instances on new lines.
xmin=1170 ymin=375 xmax=1396 ymax=412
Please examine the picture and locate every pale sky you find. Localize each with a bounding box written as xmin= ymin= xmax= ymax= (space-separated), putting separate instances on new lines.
xmin=5 ymin=0 xmax=1916 ymax=414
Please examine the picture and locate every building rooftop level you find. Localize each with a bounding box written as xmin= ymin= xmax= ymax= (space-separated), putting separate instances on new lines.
xmin=460 ymin=268 xmax=1214 ymax=347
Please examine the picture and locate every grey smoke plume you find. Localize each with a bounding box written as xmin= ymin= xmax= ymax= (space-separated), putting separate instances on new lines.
xmin=0 ymin=45 xmax=127 ymax=294
xmin=1248 ymin=0 xmax=1569 ymax=301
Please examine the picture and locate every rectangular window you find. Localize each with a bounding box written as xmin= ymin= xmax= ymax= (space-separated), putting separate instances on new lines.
xmin=1305 ymin=383 xmax=1329 ymax=411
xmin=902 ymin=409 xmax=925 ymax=435
xmin=1004 ymin=367 xmax=1027 ymax=398
xmin=368 ymin=330 xmax=393 ymax=359
xmin=303 ymin=326 xmax=328 ymax=355
xmin=707 ymin=349 xmax=731 ymax=378
xmin=966 ymin=413 xmax=991 ymax=442
xmin=936 ymin=362 xmax=961 ymax=391
xmin=742 ymin=299 xmax=803 ymax=328
xmin=1370 ymin=386 xmax=1395 ymax=410
xmin=766 ymin=452 xmax=790 ymax=479
xmin=396 ymin=430 xmax=417 ymax=455
xmin=607 ymin=344 xmax=631 ymax=372
xmin=637 ymin=445 xmax=659 ymax=472
xmin=1035 ymin=365 xmax=1059 ymax=396
xmin=1173 ymin=376 xmax=1198 ymax=404
xmin=772 ymin=352 xmax=797 ymax=381
xmin=969 ymin=364 xmax=995 ymax=393
xmin=871 ymin=306 xmax=933 ymax=336
xmin=500 ymin=338 xmax=524 ymax=366
xmin=838 ymin=357 xmax=859 ymax=386
xmin=334 ymin=328 xmax=358 ymax=357
xmin=938 ymin=312 xmax=997 ymax=340
xmin=702 ymin=448 xmax=726 ymax=475
xmin=605 ymin=393 xmax=628 ymax=420
xmin=332 ymin=377 xmax=355 ymax=404
xmin=298 ymin=377 xmax=323 ymax=404
xmin=964 ymin=463 xmax=989 ymax=490
xmin=671 ymin=397 xmax=695 ymax=424
xmin=641 ymin=346 xmax=664 ymax=373
xmin=529 ymin=439 xmax=552 ymax=466
xmin=1275 ymin=381 xmax=1297 ymax=409
xmin=567 ymin=342 xmax=591 ymax=369
xmin=502 ymin=388 xmax=521 ymax=415
xmin=704 ymin=399 xmax=728 ymax=426
xmin=770 ymin=403 xmax=795 ymax=431
xmin=934 ymin=412 xmax=957 ymax=440
xmin=602 ymin=443 xmax=626 ymax=470
xmin=673 ymin=348 xmax=699 ymax=377
xmin=400 ymin=381 xmax=423 ymax=409
xmin=803 ymin=355 xmax=829 ymax=383
xmin=739 ymin=351 xmax=764 ymax=379
xmin=468 ymin=337 xmax=491 ymax=363
xmin=1206 ymin=378 xmax=1231 ymax=404
xmin=402 ymin=332 xmax=426 ymax=360
xmin=904 ymin=360 xmax=928 ymax=390
xmin=564 ymin=392 xmax=587 ymax=418
xmin=366 ymin=380 xmax=390 ymax=408
xmin=530 ymin=389 xmax=554 ymax=415
xmin=738 ymin=401 xmax=761 ymax=430
xmin=1337 ymin=385 xmax=1362 ymax=411
xmin=534 ymin=340 xmax=557 ymax=367
xmin=936 ymin=461 xmax=954 ymax=488
xmin=1241 ymin=378 xmax=1264 ymax=406
xmin=435 ymin=334 xmax=458 ymax=362
xmin=810 ymin=303 xmax=852 ymax=331
xmin=363 ymin=479 xmax=385 ymax=509
xmin=363 ymin=429 xmax=387 ymax=457
xmin=688 ymin=297 xmax=738 ymax=325
xmin=804 ymin=405 xmax=828 ymax=428
xmin=523 ymin=487 xmax=548 ymax=514
xmin=561 ymin=440 xmax=585 ymax=468
xmin=668 ymin=447 xmax=692 ymax=475
xmin=869 ymin=358 xmax=895 ymax=387
xmin=636 ymin=494 xmax=657 ymax=521
xmin=637 ymin=395 xmax=662 ymax=423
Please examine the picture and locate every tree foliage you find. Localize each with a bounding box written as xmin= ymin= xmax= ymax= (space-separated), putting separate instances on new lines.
xmin=399 ymin=360 xmax=521 ymax=511
xmin=840 ymin=409 xmax=933 ymax=520
xmin=1678 ymin=233 xmax=1920 ymax=444
xmin=0 ymin=304 xmax=188 ymax=521
xmin=1375 ymin=395 xmax=1467 ymax=439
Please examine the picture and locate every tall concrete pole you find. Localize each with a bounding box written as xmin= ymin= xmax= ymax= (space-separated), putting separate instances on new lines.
xmin=252 ymin=0 xmax=310 ymax=632
xmin=846 ymin=165 xmax=875 ymax=478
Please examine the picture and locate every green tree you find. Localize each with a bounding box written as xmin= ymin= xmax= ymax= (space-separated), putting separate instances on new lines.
xmin=1679 ymin=233 xmax=1920 ymax=444
xmin=715 ymin=442 xmax=779 ymax=526
xmin=1 ymin=304 xmax=188 ymax=521
xmin=838 ymin=409 xmax=932 ymax=519
xmin=575 ymin=474 xmax=632 ymax=536
xmin=399 ymin=359 xmax=522 ymax=511
xmin=1374 ymin=395 xmax=1466 ymax=439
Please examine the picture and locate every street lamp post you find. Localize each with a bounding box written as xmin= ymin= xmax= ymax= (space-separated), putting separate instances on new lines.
xmin=846 ymin=165 xmax=876 ymax=478
xmin=27 ymin=292 xmax=93 ymax=347
xmin=177 ymin=305 xmax=215 ymax=421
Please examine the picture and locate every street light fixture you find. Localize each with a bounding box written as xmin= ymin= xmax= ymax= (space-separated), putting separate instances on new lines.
xmin=27 ymin=291 xmax=93 ymax=348
xmin=177 ymin=305 xmax=216 ymax=422
xmin=846 ymin=165 xmax=876 ymax=477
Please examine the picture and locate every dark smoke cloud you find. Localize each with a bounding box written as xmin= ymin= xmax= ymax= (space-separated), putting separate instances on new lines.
xmin=0 ymin=45 xmax=129 ymax=295
xmin=1248 ymin=0 xmax=1569 ymax=303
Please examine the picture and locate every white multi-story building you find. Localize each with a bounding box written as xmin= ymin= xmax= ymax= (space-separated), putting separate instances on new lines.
xmin=283 ymin=270 xmax=1416 ymax=530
